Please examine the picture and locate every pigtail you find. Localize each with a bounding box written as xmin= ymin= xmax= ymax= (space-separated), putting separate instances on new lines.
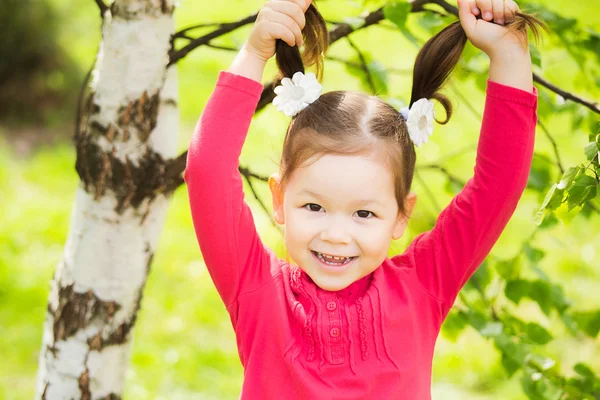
xmin=275 ymin=2 xmax=329 ymax=82
xmin=410 ymin=12 xmax=547 ymax=125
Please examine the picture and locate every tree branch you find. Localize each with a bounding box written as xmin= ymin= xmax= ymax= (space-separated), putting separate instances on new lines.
xmin=346 ymin=37 xmax=377 ymax=94
xmin=533 ymin=74 xmax=600 ymax=114
xmin=537 ymin=119 xmax=565 ymax=174
xmin=168 ymin=13 xmax=258 ymax=66
xmin=238 ymin=167 xmax=282 ymax=233
xmin=168 ymin=0 xmax=600 ymax=197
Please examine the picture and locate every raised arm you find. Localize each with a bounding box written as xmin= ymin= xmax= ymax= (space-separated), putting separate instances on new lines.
xmin=392 ymin=0 xmax=540 ymax=305
xmin=184 ymin=70 xmax=277 ymax=309
xmin=184 ymin=0 xmax=311 ymax=310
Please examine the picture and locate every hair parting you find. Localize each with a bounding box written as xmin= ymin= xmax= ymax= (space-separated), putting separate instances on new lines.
xmin=273 ymin=2 xmax=547 ymax=218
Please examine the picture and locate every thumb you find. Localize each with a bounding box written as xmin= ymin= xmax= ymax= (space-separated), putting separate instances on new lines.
xmin=457 ymin=0 xmax=476 ymax=37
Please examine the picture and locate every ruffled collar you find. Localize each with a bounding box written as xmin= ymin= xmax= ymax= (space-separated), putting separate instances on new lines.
xmin=290 ymin=266 xmax=373 ymax=303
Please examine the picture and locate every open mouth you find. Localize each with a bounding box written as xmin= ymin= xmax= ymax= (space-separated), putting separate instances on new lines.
xmin=311 ymin=251 xmax=356 ymax=266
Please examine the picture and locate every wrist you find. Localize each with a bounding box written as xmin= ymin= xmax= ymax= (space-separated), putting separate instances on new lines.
xmin=227 ymin=44 xmax=268 ymax=84
xmin=488 ymin=43 xmax=531 ymax=64
xmin=488 ymin=48 xmax=533 ymax=92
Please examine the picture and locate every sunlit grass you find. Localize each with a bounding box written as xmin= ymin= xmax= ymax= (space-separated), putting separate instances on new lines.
xmin=2 ymin=0 xmax=600 ymax=398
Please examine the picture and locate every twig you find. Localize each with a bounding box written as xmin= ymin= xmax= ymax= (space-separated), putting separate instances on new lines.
xmin=534 ymin=74 xmax=600 ymax=115
xmin=169 ymin=0 xmax=599 ymax=191
xmin=326 ymin=55 xmax=411 ymax=75
xmin=205 ymin=43 xmax=239 ymax=52
xmin=413 ymin=169 xmax=442 ymax=212
xmin=346 ymin=37 xmax=377 ymax=94
xmin=238 ymin=168 xmax=282 ymax=234
xmin=537 ymin=119 xmax=565 ymax=174
xmin=419 ymin=164 xmax=465 ymax=187
xmin=168 ymin=13 xmax=258 ymax=66
xmin=238 ymin=166 xmax=269 ymax=182
xmin=172 ymin=22 xmax=224 ymax=39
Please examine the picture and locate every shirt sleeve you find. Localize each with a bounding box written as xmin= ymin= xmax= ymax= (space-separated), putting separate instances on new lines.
xmin=393 ymin=79 xmax=538 ymax=306
xmin=183 ymin=71 xmax=278 ymax=309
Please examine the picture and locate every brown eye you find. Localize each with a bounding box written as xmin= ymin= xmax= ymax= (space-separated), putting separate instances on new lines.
xmin=304 ymin=203 xmax=323 ymax=212
xmin=356 ymin=210 xmax=374 ymax=219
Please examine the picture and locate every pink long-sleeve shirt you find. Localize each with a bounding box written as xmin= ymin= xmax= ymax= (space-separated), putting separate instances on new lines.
xmin=184 ymin=71 xmax=538 ymax=399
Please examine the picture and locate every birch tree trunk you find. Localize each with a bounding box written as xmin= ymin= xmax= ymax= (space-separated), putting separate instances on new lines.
xmin=36 ymin=1 xmax=179 ymax=398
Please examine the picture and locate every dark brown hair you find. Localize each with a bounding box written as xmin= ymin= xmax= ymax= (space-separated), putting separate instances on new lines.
xmin=275 ymin=3 xmax=547 ymax=218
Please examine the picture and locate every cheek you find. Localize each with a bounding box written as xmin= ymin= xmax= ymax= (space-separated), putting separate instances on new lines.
xmin=357 ymin=223 xmax=393 ymax=255
xmin=284 ymin=208 xmax=315 ymax=242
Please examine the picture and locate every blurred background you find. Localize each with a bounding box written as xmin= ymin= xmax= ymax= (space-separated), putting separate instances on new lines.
xmin=0 ymin=0 xmax=599 ymax=399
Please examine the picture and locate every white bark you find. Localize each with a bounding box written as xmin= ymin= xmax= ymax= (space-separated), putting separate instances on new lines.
xmin=36 ymin=1 xmax=178 ymax=398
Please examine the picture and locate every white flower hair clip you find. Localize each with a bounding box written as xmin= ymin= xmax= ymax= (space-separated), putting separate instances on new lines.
xmin=272 ymin=71 xmax=323 ymax=117
xmin=400 ymin=98 xmax=435 ymax=148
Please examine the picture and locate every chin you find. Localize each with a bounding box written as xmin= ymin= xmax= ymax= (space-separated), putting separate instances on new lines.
xmin=311 ymin=275 xmax=353 ymax=292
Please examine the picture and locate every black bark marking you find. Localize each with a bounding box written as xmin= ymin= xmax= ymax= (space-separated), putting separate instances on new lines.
xmin=52 ymin=284 xmax=121 ymax=343
xmin=117 ymin=91 xmax=159 ymax=143
xmin=75 ymin=90 xmax=183 ymax=213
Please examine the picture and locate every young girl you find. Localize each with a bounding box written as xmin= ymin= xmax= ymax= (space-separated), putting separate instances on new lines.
xmin=184 ymin=0 xmax=543 ymax=398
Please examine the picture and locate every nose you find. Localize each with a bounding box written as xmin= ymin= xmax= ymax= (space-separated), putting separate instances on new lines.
xmin=320 ymin=215 xmax=352 ymax=244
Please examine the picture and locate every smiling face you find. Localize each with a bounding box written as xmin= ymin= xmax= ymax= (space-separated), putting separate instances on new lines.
xmin=269 ymin=151 xmax=417 ymax=291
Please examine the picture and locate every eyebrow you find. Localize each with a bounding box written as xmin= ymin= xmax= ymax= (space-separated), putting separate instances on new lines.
xmin=298 ymin=189 xmax=381 ymax=206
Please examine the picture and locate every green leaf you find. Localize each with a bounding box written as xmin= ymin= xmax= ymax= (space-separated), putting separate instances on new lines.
xmin=550 ymin=284 xmax=571 ymax=314
xmin=383 ymin=1 xmax=411 ymax=29
xmin=524 ymin=243 xmax=545 ymax=263
xmin=525 ymin=323 xmax=553 ymax=345
xmin=574 ymin=363 xmax=597 ymax=378
xmin=417 ymin=12 xmax=443 ymax=31
xmin=584 ymin=141 xmax=599 ymax=160
xmin=530 ymin=280 xmax=553 ymax=316
xmin=467 ymin=260 xmax=493 ymax=293
xmin=557 ymin=167 xmax=580 ymax=190
xmin=571 ymin=310 xmax=600 ymax=337
xmin=547 ymin=186 xmax=565 ymax=211
xmin=530 ymin=43 xmax=542 ymax=68
xmin=529 ymin=354 xmax=556 ymax=372
xmin=399 ymin=27 xmax=420 ymax=48
xmin=344 ymin=55 xmax=389 ymax=95
xmin=366 ymin=60 xmax=389 ymax=95
xmin=505 ymin=280 xmax=529 ymax=304
xmin=441 ymin=310 xmax=468 ymax=341
xmin=494 ymin=333 xmax=526 ymax=376
xmin=539 ymin=212 xmax=559 ymax=229
xmin=480 ymin=322 xmax=503 ymax=337
xmin=444 ymin=179 xmax=463 ymax=196
xmin=528 ymin=157 xmax=552 ymax=190
xmin=495 ymin=257 xmax=521 ymax=280
xmin=567 ymin=174 xmax=598 ymax=210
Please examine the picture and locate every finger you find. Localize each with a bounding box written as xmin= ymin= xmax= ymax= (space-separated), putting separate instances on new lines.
xmin=476 ymin=0 xmax=493 ymax=21
xmin=300 ymin=0 xmax=312 ymax=13
xmin=263 ymin=5 xmax=304 ymax=45
xmin=504 ymin=0 xmax=520 ymax=17
xmin=457 ymin=0 xmax=476 ymax=36
xmin=465 ymin=0 xmax=480 ymax=16
xmin=274 ymin=0 xmax=311 ymax=14
xmin=266 ymin=1 xmax=306 ymax=31
xmin=266 ymin=21 xmax=297 ymax=47
xmin=491 ymin=0 xmax=505 ymax=24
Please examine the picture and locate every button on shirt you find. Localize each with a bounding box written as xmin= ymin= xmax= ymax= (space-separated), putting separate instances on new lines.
xmin=184 ymin=71 xmax=539 ymax=399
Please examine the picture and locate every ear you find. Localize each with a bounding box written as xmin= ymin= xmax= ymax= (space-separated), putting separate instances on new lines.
xmin=269 ymin=173 xmax=285 ymax=225
xmin=392 ymin=191 xmax=417 ymax=240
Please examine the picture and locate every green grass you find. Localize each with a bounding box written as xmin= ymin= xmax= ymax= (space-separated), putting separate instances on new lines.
xmin=1 ymin=0 xmax=600 ymax=398
xmin=1 ymin=122 xmax=599 ymax=399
